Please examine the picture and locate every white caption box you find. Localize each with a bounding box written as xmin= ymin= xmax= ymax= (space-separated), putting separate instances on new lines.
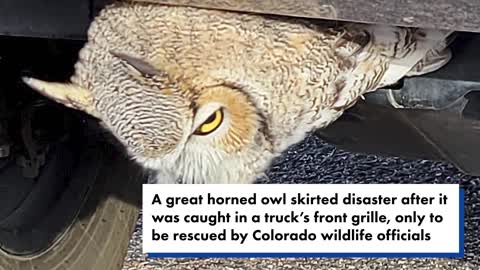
xmin=143 ymin=184 xmax=461 ymax=256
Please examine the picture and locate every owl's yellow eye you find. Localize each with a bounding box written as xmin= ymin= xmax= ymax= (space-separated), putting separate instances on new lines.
xmin=194 ymin=109 xmax=224 ymax=135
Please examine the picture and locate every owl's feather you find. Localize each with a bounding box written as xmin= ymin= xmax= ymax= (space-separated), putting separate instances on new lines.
xmin=23 ymin=3 xmax=452 ymax=184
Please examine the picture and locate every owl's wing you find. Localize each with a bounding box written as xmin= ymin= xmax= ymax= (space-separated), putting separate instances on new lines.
xmin=365 ymin=25 xmax=454 ymax=87
xmin=331 ymin=25 xmax=453 ymax=109
xmin=405 ymin=34 xmax=455 ymax=77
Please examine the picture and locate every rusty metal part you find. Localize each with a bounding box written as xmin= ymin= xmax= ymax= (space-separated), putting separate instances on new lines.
xmin=1 ymin=0 xmax=480 ymax=39
xmin=133 ymin=0 xmax=480 ymax=33
xmin=131 ymin=0 xmax=337 ymax=20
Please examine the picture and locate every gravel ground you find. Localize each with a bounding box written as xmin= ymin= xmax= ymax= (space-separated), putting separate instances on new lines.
xmin=122 ymin=134 xmax=480 ymax=270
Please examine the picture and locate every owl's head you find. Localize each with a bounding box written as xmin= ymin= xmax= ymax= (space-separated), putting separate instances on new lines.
xmin=23 ymin=52 xmax=274 ymax=184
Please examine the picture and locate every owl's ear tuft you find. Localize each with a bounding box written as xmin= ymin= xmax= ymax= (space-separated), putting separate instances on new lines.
xmin=22 ymin=77 xmax=101 ymax=118
xmin=110 ymin=50 xmax=161 ymax=77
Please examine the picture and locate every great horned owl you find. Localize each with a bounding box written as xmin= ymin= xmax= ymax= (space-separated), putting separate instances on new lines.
xmin=23 ymin=3 xmax=452 ymax=184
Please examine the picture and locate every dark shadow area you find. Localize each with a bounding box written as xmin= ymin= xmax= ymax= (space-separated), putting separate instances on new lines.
xmin=0 ymin=36 xmax=144 ymax=256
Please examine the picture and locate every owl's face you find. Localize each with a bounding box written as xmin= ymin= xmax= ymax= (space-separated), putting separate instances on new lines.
xmin=135 ymin=84 xmax=273 ymax=184
xmin=24 ymin=52 xmax=274 ymax=184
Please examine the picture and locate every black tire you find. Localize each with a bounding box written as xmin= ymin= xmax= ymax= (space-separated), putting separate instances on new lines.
xmin=0 ymin=131 xmax=144 ymax=270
